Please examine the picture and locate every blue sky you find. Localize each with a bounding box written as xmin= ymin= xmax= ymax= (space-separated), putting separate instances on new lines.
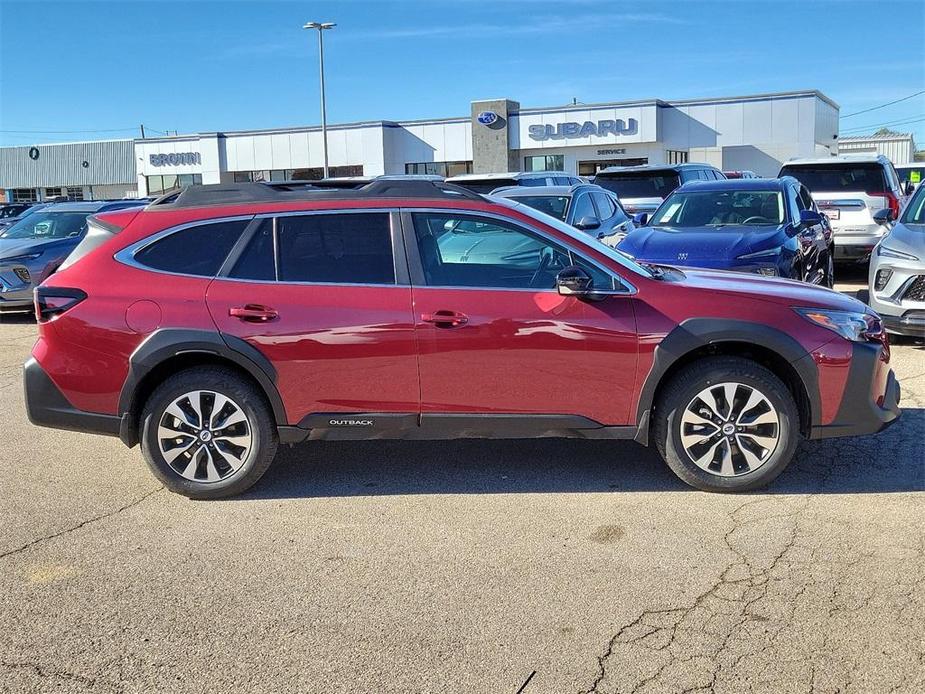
xmin=1 ymin=0 xmax=923 ymax=147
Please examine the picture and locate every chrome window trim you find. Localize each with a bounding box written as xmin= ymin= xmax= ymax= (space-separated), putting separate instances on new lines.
xmin=402 ymin=206 xmax=637 ymax=295
xmin=113 ymin=214 xmax=256 ymax=279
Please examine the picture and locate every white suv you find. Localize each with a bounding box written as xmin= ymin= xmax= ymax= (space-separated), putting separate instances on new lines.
xmin=779 ymin=155 xmax=909 ymax=262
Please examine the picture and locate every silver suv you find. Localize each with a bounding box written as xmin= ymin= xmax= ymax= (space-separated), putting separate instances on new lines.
xmin=592 ymin=163 xmax=726 ymax=216
xmin=779 ymin=155 xmax=909 ymax=262
xmin=446 ymin=171 xmax=582 ymax=194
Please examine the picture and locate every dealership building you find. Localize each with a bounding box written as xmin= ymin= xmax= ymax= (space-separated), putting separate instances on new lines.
xmin=1 ymin=89 xmax=844 ymax=201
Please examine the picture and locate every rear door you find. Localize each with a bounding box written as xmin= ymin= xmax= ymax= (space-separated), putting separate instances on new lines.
xmin=206 ymin=210 xmax=420 ymax=429
xmin=402 ymin=209 xmax=638 ymax=428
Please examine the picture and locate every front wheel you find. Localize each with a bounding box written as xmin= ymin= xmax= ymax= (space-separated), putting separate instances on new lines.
xmin=653 ymin=357 xmax=800 ymax=492
xmin=140 ymin=366 xmax=278 ymax=499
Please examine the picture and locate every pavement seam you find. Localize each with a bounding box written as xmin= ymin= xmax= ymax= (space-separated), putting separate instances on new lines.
xmin=0 ymin=486 xmax=164 ymax=561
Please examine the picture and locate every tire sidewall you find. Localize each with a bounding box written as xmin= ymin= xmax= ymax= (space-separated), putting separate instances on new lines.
xmin=661 ymin=363 xmax=799 ymax=492
xmin=140 ymin=368 xmax=277 ymax=499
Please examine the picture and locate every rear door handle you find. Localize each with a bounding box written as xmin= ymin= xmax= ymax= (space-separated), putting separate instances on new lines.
xmin=229 ymin=304 xmax=278 ymax=322
xmin=421 ymin=310 xmax=468 ymax=328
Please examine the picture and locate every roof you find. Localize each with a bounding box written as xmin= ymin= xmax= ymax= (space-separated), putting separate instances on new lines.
xmin=782 ymin=154 xmax=891 ymax=166
xmin=491 ymin=184 xmax=598 ymax=197
xmin=838 ymin=133 xmax=914 ymax=142
xmin=446 ymin=171 xmax=567 ymax=182
xmin=37 ymin=201 xmax=133 ymax=213
xmin=595 ymin=162 xmax=718 ymax=176
xmin=678 ymin=178 xmax=789 ymax=191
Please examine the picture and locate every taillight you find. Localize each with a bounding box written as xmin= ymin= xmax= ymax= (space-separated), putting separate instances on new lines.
xmin=873 ymin=191 xmax=900 ymax=220
xmin=34 ymin=287 xmax=87 ymax=322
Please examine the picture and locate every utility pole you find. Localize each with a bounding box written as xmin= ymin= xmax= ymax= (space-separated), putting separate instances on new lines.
xmin=140 ymin=124 xmax=146 ymax=139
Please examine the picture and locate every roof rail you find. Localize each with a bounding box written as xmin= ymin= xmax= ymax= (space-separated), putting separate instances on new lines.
xmin=149 ymin=178 xmax=483 ymax=209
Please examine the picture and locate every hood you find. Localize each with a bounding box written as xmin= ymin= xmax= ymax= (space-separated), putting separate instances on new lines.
xmin=0 ymin=235 xmax=78 ymax=261
xmin=618 ymin=225 xmax=783 ymax=264
xmin=668 ymin=266 xmax=865 ymax=313
xmin=879 ymin=223 xmax=925 ymax=262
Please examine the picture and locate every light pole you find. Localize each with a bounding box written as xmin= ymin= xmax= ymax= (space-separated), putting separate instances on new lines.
xmin=303 ymin=21 xmax=336 ymax=179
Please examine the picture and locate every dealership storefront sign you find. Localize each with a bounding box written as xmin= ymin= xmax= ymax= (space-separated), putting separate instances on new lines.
xmin=528 ymin=118 xmax=638 ymax=141
xmin=149 ymin=152 xmax=201 ymax=166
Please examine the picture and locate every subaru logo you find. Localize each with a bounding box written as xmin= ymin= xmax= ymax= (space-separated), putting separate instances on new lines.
xmin=477 ymin=111 xmax=499 ymax=126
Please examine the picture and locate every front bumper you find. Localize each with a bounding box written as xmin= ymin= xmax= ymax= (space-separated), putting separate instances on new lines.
xmin=23 ymin=357 xmax=123 ymax=437
xmin=807 ymin=341 xmax=901 ymax=440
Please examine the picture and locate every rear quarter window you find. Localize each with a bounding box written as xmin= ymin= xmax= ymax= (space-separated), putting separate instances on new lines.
xmin=134 ymin=219 xmax=250 ymax=277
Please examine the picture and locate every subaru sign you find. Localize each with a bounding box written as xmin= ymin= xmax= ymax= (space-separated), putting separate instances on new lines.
xmin=477 ymin=111 xmax=500 ymax=126
xmin=528 ymin=118 xmax=638 ymax=141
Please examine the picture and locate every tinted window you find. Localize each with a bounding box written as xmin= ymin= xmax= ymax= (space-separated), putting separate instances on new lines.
xmin=412 ymin=213 xmax=571 ymax=289
xmin=519 ymin=178 xmax=548 ymax=187
xmin=595 ymin=172 xmax=681 ymax=199
xmin=571 ymin=194 xmax=596 ymax=221
xmin=591 ymin=191 xmax=616 ymax=218
xmin=798 ymin=186 xmax=814 ymax=211
xmin=509 ymin=195 xmax=570 ymax=221
xmin=230 ymin=219 xmax=275 ymax=280
xmin=779 ymin=164 xmax=889 ymax=194
xmin=135 ymin=219 xmax=249 ymax=276
xmin=277 ymin=213 xmax=394 ymax=284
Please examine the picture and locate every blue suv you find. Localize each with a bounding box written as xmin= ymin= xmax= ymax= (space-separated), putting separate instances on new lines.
xmin=617 ymin=177 xmax=835 ymax=286
xmin=0 ymin=199 xmax=147 ymax=312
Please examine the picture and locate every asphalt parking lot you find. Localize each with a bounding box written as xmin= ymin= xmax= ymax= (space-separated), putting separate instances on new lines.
xmin=1 ymin=269 xmax=922 ymax=694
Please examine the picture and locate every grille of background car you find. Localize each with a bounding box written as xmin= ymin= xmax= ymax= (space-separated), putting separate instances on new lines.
xmin=902 ymin=276 xmax=925 ymax=302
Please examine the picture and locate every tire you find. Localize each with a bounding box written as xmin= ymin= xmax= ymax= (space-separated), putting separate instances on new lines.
xmin=140 ymin=366 xmax=278 ymax=499
xmin=652 ymin=357 xmax=800 ymax=492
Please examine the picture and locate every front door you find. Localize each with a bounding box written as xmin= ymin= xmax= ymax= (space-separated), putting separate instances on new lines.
xmin=403 ymin=210 xmax=638 ymax=427
xmin=206 ymin=211 xmax=420 ymax=428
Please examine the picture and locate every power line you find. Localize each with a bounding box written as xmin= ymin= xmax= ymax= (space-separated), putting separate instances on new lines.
xmin=0 ymin=127 xmax=140 ymax=134
xmin=840 ymin=114 xmax=925 ymax=133
xmin=840 ymin=90 xmax=925 ymax=119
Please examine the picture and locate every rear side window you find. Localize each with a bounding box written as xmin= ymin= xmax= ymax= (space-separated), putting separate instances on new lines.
xmin=277 ymin=213 xmax=394 ymax=284
xmin=134 ymin=219 xmax=249 ymax=277
xmin=780 ymin=164 xmax=889 ymax=194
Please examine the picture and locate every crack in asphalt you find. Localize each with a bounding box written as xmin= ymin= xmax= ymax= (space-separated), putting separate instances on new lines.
xmin=0 ymin=486 xmax=164 ymax=561
xmin=0 ymin=659 xmax=122 ymax=692
xmin=579 ymin=410 xmax=925 ymax=694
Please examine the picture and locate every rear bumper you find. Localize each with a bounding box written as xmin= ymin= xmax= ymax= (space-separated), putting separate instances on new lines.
xmin=808 ymin=342 xmax=901 ymax=440
xmin=23 ymin=357 xmax=123 ymax=437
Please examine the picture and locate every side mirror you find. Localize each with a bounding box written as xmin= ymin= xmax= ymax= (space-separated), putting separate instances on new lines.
xmin=632 ymin=212 xmax=648 ymax=226
xmin=556 ymin=266 xmax=596 ymax=298
xmin=799 ymin=209 xmax=823 ymax=226
xmin=574 ymin=216 xmax=601 ymax=231
xmin=872 ymin=208 xmax=895 ymax=226
xmin=904 ymin=181 xmax=915 ymax=196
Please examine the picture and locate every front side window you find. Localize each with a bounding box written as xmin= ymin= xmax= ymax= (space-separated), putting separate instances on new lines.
xmin=900 ymin=184 xmax=925 ymax=225
xmin=571 ymin=193 xmax=596 ymax=221
xmin=591 ymin=191 xmax=617 ymax=219
xmin=134 ymin=219 xmax=250 ymax=277
xmin=276 ymin=213 xmax=394 ymax=284
xmin=0 ymin=211 xmax=89 ymax=240
xmin=650 ymin=190 xmax=785 ymax=227
xmin=411 ymin=212 xmax=613 ymax=290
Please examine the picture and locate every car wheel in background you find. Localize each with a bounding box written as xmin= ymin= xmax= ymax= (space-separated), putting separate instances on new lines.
xmin=140 ymin=366 xmax=278 ymax=499
xmin=653 ymin=357 xmax=800 ymax=492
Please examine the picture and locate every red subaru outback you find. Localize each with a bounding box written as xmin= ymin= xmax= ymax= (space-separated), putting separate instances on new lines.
xmin=23 ymin=179 xmax=900 ymax=498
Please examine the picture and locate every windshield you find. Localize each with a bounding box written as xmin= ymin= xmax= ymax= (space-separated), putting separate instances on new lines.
xmin=0 ymin=205 xmax=29 ymax=219
xmin=496 ymin=197 xmax=655 ymax=278
xmin=651 ymin=190 xmax=785 ymax=227
xmin=595 ymin=172 xmax=680 ymax=199
xmin=780 ymin=164 xmax=888 ymax=194
xmin=900 ymin=184 xmax=925 ymax=225
xmin=507 ymin=195 xmax=570 ymax=221
xmin=896 ymin=166 xmax=924 ymax=186
xmin=0 ymin=210 xmax=90 ymax=240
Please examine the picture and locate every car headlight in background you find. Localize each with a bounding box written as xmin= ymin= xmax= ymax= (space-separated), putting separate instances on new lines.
xmin=795 ymin=308 xmax=883 ymax=342
xmin=876 ymin=244 xmax=919 ymax=262
xmin=1 ymin=252 xmax=42 ymax=263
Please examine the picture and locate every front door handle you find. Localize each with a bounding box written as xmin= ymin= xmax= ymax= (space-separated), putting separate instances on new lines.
xmin=421 ymin=310 xmax=468 ymax=328
xmin=229 ymin=304 xmax=278 ymax=322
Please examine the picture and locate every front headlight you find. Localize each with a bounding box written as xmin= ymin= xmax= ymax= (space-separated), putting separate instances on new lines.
xmin=794 ymin=308 xmax=883 ymax=342
xmin=876 ymin=244 xmax=919 ymax=261
xmin=1 ymin=252 xmax=42 ymax=263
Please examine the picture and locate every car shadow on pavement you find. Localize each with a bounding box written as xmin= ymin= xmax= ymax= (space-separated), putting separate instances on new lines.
xmin=244 ymin=407 xmax=925 ymax=500
xmin=0 ymin=312 xmax=35 ymax=325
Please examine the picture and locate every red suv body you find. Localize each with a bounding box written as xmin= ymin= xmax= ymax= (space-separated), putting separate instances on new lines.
xmin=24 ymin=180 xmax=900 ymax=498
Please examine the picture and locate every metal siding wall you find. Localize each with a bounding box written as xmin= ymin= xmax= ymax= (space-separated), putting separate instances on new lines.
xmin=0 ymin=140 xmax=136 ymax=188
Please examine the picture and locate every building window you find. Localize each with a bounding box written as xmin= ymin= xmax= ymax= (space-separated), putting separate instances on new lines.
xmin=44 ymin=187 xmax=64 ymax=200
xmin=147 ymin=173 xmax=202 ymax=196
xmin=66 ymin=186 xmax=84 ymax=200
xmin=404 ymin=161 xmax=473 ymax=177
xmin=11 ymin=188 xmax=38 ymax=203
xmin=524 ymin=155 xmax=565 ymax=172
xmin=666 ymin=150 xmax=689 ymax=165
xmin=234 ymin=166 xmax=364 ymax=183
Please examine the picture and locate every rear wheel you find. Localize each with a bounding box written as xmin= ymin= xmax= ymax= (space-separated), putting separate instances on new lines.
xmin=653 ymin=357 xmax=800 ymax=492
xmin=140 ymin=366 xmax=278 ymax=499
